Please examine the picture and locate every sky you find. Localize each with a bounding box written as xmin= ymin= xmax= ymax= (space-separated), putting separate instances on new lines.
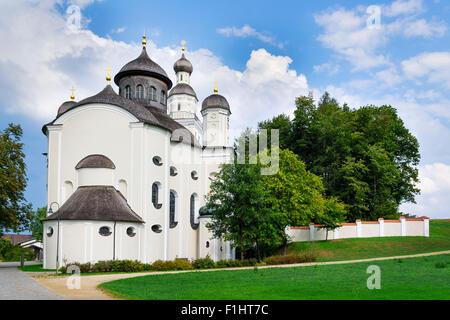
xmin=0 ymin=0 xmax=449 ymax=219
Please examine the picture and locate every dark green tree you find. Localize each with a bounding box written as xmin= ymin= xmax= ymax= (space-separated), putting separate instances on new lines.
xmin=0 ymin=124 xmax=32 ymax=235
xmin=205 ymin=131 xmax=281 ymax=261
xmin=29 ymin=206 xmax=47 ymax=241
xmin=257 ymin=92 xmax=420 ymax=221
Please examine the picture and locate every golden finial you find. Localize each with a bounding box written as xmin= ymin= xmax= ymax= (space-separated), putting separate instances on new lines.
xmin=181 ymin=40 xmax=186 ymax=52
xmin=214 ymin=80 xmax=218 ymax=93
xmin=142 ymin=33 xmax=147 ymax=47
xmin=105 ymin=66 xmax=112 ymax=84
xmin=70 ymin=86 xmax=75 ymax=100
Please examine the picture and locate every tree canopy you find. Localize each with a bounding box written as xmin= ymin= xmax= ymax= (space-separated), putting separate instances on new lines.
xmin=259 ymin=92 xmax=420 ymax=221
xmin=0 ymin=124 xmax=32 ymax=235
xmin=205 ymin=131 xmax=345 ymax=259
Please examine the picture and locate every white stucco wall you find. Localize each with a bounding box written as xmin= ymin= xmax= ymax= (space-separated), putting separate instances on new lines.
xmin=287 ymin=219 xmax=429 ymax=244
xmin=44 ymin=101 xmax=233 ymax=266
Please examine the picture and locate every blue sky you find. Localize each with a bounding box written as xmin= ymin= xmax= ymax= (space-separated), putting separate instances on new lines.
xmin=0 ymin=0 xmax=449 ymax=218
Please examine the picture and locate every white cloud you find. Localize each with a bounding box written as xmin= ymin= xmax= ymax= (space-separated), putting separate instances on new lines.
xmin=111 ymin=26 xmax=126 ymax=34
xmin=383 ymin=0 xmax=423 ymax=17
xmin=401 ymin=52 xmax=450 ymax=87
xmin=314 ymin=2 xmax=446 ymax=71
xmin=401 ymin=163 xmax=450 ymax=219
xmin=0 ymin=1 xmax=307 ymax=142
xmin=217 ymin=25 xmax=284 ymax=49
xmin=314 ymin=8 xmax=390 ymax=70
xmin=313 ymin=62 xmax=340 ymax=74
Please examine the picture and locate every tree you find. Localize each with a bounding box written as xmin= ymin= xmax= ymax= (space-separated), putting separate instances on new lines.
xmin=0 ymin=124 xmax=32 ymax=235
xmin=262 ymin=148 xmax=345 ymax=249
xmin=205 ymin=131 xmax=282 ymax=261
xmin=258 ymin=92 xmax=420 ymax=221
xmin=258 ymin=114 xmax=292 ymax=150
xmin=29 ymin=206 xmax=47 ymax=241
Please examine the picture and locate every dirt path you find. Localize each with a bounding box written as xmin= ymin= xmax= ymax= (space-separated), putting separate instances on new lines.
xmin=33 ymin=250 xmax=450 ymax=300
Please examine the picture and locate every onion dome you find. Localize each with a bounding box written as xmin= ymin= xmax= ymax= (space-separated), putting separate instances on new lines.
xmin=114 ymin=46 xmax=172 ymax=89
xmin=169 ymin=83 xmax=197 ymax=100
xmin=173 ymin=53 xmax=193 ymax=74
xmin=75 ymin=154 xmax=116 ymax=169
xmin=57 ymin=100 xmax=76 ymax=116
xmin=201 ymin=81 xmax=230 ymax=112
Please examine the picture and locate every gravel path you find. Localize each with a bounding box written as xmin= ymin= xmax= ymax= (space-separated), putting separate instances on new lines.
xmin=0 ymin=263 xmax=65 ymax=300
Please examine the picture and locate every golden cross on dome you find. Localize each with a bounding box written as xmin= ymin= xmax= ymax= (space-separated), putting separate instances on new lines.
xmin=70 ymin=86 xmax=75 ymax=100
xmin=142 ymin=33 xmax=147 ymax=47
xmin=181 ymin=40 xmax=186 ymax=52
xmin=214 ymin=80 xmax=218 ymax=93
xmin=105 ymin=66 xmax=112 ymax=84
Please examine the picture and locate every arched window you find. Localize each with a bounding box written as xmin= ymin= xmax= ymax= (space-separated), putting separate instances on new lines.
xmin=125 ymin=86 xmax=131 ymax=99
xmin=136 ymin=85 xmax=144 ymax=99
xmin=190 ymin=193 xmax=199 ymax=230
xmin=178 ymin=103 xmax=181 ymax=111
xmin=180 ymin=74 xmax=183 ymax=81
xmin=169 ymin=191 xmax=178 ymax=228
xmin=160 ymin=90 xmax=166 ymax=105
xmin=150 ymin=86 xmax=156 ymax=101
xmin=152 ymin=182 xmax=162 ymax=209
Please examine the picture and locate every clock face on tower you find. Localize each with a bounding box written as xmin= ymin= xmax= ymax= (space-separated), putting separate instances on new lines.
xmin=210 ymin=112 xmax=217 ymax=119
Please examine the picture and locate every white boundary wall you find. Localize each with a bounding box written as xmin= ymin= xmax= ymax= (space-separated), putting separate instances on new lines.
xmin=288 ymin=217 xmax=430 ymax=242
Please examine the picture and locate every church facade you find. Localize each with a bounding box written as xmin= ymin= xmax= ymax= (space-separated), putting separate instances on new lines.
xmin=42 ymin=37 xmax=234 ymax=269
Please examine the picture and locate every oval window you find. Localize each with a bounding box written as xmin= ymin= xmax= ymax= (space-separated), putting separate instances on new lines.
xmin=191 ymin=170 xmax=198 ymax=180
xmin=151 ymin=224 xmax=163 ymax=233
xmin=99 ymin=226 xmax=112 ymax=236
xmin=152 ymin=156 xmax=163 ymax=166
xmin=206 ymin=241 xmax=210 ymax=248
xmin=126 ymin=227 xmax=136 ymax=237
xmin=47 ymin=226 xmax=54 ymax=237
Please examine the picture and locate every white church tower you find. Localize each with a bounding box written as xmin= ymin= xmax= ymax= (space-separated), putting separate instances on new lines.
xmin=201 ymin=82 xmax=231 ymax=147
xmin=168 ymin=41 xmax=203 ymax=144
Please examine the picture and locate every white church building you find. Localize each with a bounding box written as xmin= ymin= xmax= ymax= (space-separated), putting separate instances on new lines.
xmin=42 ymin=36 xmax=234 ymax=269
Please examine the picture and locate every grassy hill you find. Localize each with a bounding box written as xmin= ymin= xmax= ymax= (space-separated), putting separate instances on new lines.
xmin=284 ymin=219 xmax=450 ymax=262
xmin=100 ymin=254 xmax=450 ymax=300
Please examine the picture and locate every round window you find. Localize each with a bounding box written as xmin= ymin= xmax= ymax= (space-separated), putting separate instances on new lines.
xmin=151 ymin=224 xmax=162 ymax=233
xmin=99 ymin=226 xmax=112 ymax=236
xmin=126 ymin=227 xmax=136 ymax=237
xmin=191 ymin=171 xmax=198 ymax=180
xmin=47 ymin=226 xmax=54 ymax=237
xmin=170 ymin=166 xmax=178 ymax=176
xmin=152 ymin=156 xmax=163 ymax=166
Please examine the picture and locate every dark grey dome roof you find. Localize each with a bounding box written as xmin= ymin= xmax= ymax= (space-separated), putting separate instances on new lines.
xmin=75 ymin=154 xmax=116 ymax=169
xmin=114 ymin=47 xmax=172 ymax=89
xmin=43 ymin=85 xmax=200 ymax=147
xmin=57 ymin=101 xmax=76 ymax=116
xmin=169 ymin=83 xmax=197 ymax=100
xmin=201 ymin=93 xmax=230 ymax=112
xmin=43 ymin=185 xmax=144 ymax=223
xmin=173 ymin=53 xmax=193 ymax=74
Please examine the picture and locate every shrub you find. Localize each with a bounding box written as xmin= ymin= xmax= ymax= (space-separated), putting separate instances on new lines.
xmin=64 ymin=262 xmax=92 ymax=273
xmin=143 ymin=263 xmax=152 ymax=271
xmin=264 ymin=252 xmax=317 ymax=265
xmin=151 ymin=260 xmax=174 ymax=271
xmin=92 ymin=260 xmax=113 ymax=272
xmin=192 ymin=255 xmax=216 ymax=269
xmin=173 ymin=259 xmax=194 ymax=270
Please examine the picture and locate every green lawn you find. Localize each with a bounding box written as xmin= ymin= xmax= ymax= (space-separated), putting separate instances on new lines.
xmin=100 ymin=254 xmax=450 ymax=300
xmin=285 ymin=219 xmax=450 ymax=262
xmin=17 ymin=264 xmax=54 ymax=272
